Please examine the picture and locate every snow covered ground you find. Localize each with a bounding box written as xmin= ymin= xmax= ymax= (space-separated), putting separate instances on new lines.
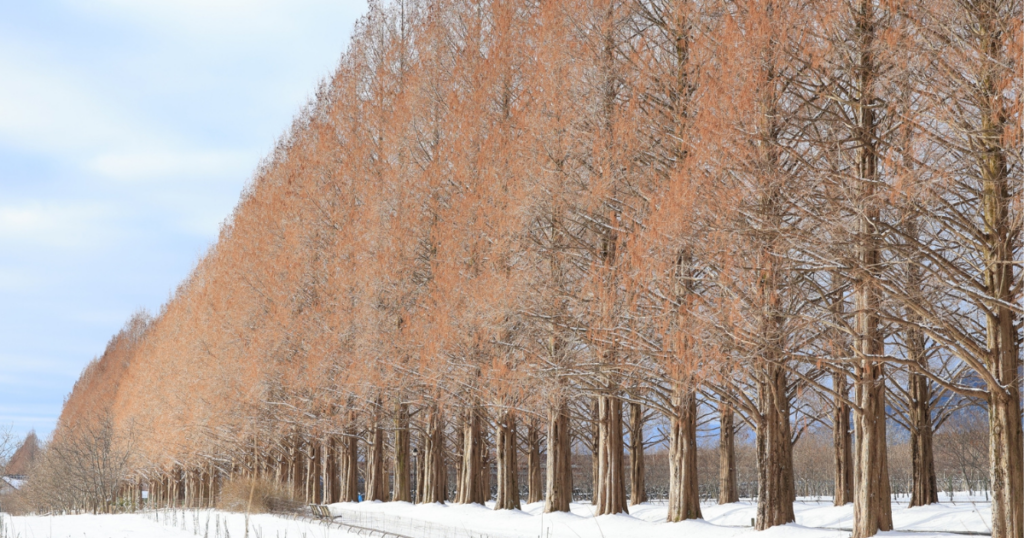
xmin=0 ymin=510 xmax=356 ymax=538
xmin=0 ymin=495 xmax=993 ymax=538
xmin=330 ymin=496 xmax=992 ymax=538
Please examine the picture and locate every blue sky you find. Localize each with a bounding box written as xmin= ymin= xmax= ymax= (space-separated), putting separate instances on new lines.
xmin=0 ymin=0 xmax=368 ymax=441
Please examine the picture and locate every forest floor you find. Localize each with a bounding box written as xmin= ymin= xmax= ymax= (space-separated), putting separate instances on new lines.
xmin=0 ymin=494 xmax=992 ymax=538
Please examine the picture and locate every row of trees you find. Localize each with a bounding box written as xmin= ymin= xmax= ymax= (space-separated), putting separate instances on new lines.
xmin=46 ymin=0 xmax=1020 ymax=537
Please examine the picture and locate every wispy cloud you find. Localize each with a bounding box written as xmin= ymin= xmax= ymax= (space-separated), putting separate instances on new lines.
xmin=0 ymin=43 xmax=139 ymax=155
xmin=89 ymin=149 xmax=258 ymax=182
xmin=68 ymin=0 xmax=356 ymax=42
xmin=0 ymin=202 xmax=116 ymax=249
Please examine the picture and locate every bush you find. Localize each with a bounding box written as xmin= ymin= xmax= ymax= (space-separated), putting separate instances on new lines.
xmin=1 ymin=489 xmax=34 ymax=516
xmin=217 ymin=477 xmax=294 ymax=514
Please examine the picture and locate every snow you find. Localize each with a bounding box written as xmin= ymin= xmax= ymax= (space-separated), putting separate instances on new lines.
xmin=329 ymin=497 xmax=993 ymax=538
xmin=2 ymin=477 xmax=26 ymax=490
xmin=0 ymin=495 xmax=993 ymax=538
xmin=0 ymin=511 xmax=359 ymax=538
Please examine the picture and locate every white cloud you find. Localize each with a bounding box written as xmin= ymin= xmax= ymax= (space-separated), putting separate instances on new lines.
xmin=66 ymin=0 xmax=358 ymax=40
xmin=0 ymin=202 xmax=114 ymax=249
xmin=0 ymin=356 xmax=79 ymax=379
xmin=89 ymin=149 xmax=257 ymax=182
xmin=0 ymin=44 xmax=138 ymax=155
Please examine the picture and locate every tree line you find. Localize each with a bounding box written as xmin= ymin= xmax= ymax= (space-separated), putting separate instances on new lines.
xmin=39 ymin=0 xmax=1021 ymax=537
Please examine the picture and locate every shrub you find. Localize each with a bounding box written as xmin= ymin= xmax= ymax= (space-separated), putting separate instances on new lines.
xmin=217 ymin=477 xmax=293 ymax=514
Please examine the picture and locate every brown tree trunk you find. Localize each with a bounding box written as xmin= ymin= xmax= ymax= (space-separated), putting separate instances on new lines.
xmin=480 ymin=430 xmax=492 ymax=502
xmin=495 ymin=410 xmax=521 ymax=510
xmin=441 ymin=436 xmax=450 ymax=501
xmin=367 ymin=411 xmax=387 ymax=501
xmin=907 ymin=357 xmax=937 ymax=507
xmin=311 ymin=441 xmax=323 ymax=503
xmin=393 ymin=403 xmax=412 ymax=502
xmin=834 ymin=372 xmax=854 ymax=506
xmin=853 ymin=363 xmax=893 ymax=537
xmin=989 ymin=390 xmax=1023 ymax=538
xmin=718 ymin=401 xmax=738 ymax=504
xmin=456 ymin=406 xmax=486 ymax=504
xmin=290 ymin=434 xmax=303 ymax=500
xmin=980 ymin=100 xmax=1023 ymax=538
xmin=544 ymin=402 xmax=572 ymax=513
xmin=421 ymin=407 xmax=447 ymax=504
xmin=527 ymin=419 xmax=543 ymax=504
xmin=340 ymin=429 xmax=359 ymax=502
xmin=667 ymin=390 xmax=701 ymax=522
xmin=305 ymin=443 xmax=315 ymax=503
xmin=590 ymin=399 xmax=599 ymax=505
xmin=850 ymin=1 xmax=892 ymax=535
xmin=454 ymin=419 xmax=464 ymax=500
xmin=628 ymin=402 xmax=646 ymax=506
xmin=977 ymin=7 xmax=1022 ymax=534
xmin=899 ymin=216 xmax=937 ymax=508
xmin=594 ymin=392 xmax=628 ymax=515
xmin=326 ymin=436 xmax=339 ymax=504
xmin=415 ymin=434 xmax=425 ymax=503
xmin=755 ymin=362 xmax=795 ymax=530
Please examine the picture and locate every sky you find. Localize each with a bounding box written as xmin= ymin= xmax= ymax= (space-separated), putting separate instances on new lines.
xmin=0 ymin=0 xmax=368 ymax=442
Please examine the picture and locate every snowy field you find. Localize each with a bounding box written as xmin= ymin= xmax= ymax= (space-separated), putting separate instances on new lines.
xmin=330 ymin=496 xmax=992 ymax=538
xmin=0 ymin=511 xmax=356 ymax=538
xmin=0 ymin=495 xmax=993 ymax=538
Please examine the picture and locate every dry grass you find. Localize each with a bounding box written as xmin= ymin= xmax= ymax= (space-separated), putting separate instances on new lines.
xmin=217 ymin=477 xmax=294 ymax=514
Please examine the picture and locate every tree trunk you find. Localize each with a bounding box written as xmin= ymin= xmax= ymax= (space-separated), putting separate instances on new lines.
xmin=306 ymin=442 xmax=315 ymax=503
xmin=977 ymin=6 xmax=1023 ymax=534
xmin=980 ymin=98 xmax=1023 ymax=537
xmin=544 ymin=402 xmax=572 ymax=513
xmin=907 ymin=357 xmax=937 ymax=507
xmin=367 ymin=412 xmax=387 ymax=501
xmin=527 ymin=419 xmax=543 ymax=504
xmin=421 ymin=407 xmax=447 ymax=504
xmin=590 ymin=399 xmax=600 ymax=505
xmin=480 ymin=430 xmax=492 ymax=502
xmin=340 ymin=429 xmax=359 ymax=502
xmin=456 ymin=406 xmax=486 ymax=504
xmin=718 ymin=402 xmax=738 ymax=504
xmin=755 ymin=362 xmax=795 ymax=530
xmin=667 ymin=390 xmax=701 ymax=522
xmin=495 ymin=410 xmax=521 ymax=510
xmin=989 ymin=390 xmax=1023 ymax=538
xmin=594 ymin=392 xmax=628 ymax=515
xmin=850 ymin=0 xmax=892 ymax=534
xmin=393 ymin=403 xmax=412 ymax=502
xmin=311 ymin=441 xmax=323 ymax=503
xmin=415 ymin=434 xmax=425 ymax=503
xmin=455 ymin=419 xmax=464 ymax=500
xmin=290 ymin=434 xmax=302 ymax=500
xmin=833 ymin=372 xmax=854 ymax=506
xmin=853 ymin=362 xmax=893 ymax=538
xmin=628 ymin=402 xmax=646 ymax=506
xmin=326 ymin=436 xmax=339 ymax=504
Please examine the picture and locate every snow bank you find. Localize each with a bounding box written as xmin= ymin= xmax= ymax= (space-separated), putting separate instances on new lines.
xmin=0 ymin=510 xmax=358 ymax=538
xmin=0 ymin=497 xmax=991 ymax=538
xmin=330 ymin=498 xmax=992 ymax=538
